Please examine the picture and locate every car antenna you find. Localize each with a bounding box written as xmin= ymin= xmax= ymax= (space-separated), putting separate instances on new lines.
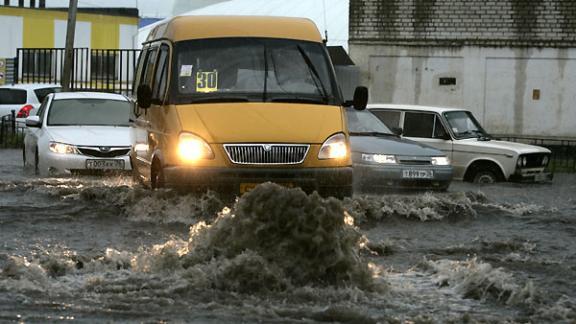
xmin=322 ymin=0 xmax=328 ymax=44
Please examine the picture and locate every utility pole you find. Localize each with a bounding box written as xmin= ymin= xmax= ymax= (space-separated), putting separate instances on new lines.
xmin=61 ymin=0 xmax=78 ymax=91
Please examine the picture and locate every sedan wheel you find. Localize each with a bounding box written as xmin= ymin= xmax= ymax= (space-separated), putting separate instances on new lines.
xmin=473 ymin=170 xmax=498 ymax=184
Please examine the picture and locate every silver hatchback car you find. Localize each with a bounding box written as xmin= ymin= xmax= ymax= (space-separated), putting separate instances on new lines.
xmin=346 ymin=107 xmax=453 ymax=192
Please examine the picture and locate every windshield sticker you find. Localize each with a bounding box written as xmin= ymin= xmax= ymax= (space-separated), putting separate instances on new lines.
xmin=196 ymin=70 xmax=218 ymax=93
xmin=180 ymin=65 xmax=193 ymax=77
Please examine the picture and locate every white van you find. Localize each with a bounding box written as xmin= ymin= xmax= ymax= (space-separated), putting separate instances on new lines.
xmin=368 ymin=104 xmax=552 ymax=183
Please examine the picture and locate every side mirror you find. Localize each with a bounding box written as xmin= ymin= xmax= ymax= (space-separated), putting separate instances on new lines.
xmin=25 ymin=116 xmax=41 ymax=128
xmin=391 ymin=127 xmax=403 ymax=136
xmin=137 ymin=84 xmax=152 ymax=109
xmin=352 ymin=86 xmax=368 ymax=110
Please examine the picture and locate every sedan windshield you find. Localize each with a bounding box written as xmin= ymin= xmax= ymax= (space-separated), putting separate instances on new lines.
xmin=47 ymin=99 xmax=130 ymax=126
xmin=444 ymin=110 xmax=489 ymax=139
xmin=346 ymin=109 xmax=394 ymax=135
xmin=172 ymin=38 xmax=341 ymax=105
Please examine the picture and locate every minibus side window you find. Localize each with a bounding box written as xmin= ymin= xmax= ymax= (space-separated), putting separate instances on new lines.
xmin=151 ymin=45 xmax=169 ymax=105
xmin=133 ymin=47 xmax=150 ymax=92
xmin=141 ymin=47 xmax=159 ymax=88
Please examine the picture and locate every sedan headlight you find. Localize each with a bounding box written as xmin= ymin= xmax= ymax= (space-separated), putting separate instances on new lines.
xmin=516 ymin=156 xmax=527 ymax=168
xmin=49 ymin=142 xmax=77 ymax=154
xmin=431 ymin=156 xmax=451 ymax=166
xmin=361 ymin=154 xmax=397 ymax=164
xmin=542 ymin=155 xmax=549 ymax=166
xmin=318 ymin=133 xmax=348 ymax=159
xmin=178 ymin=133 xmax=214 ymax=162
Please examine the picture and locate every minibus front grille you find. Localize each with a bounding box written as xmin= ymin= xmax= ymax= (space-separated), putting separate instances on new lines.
xmin=224 ymin=144 xmax=310 ymax=165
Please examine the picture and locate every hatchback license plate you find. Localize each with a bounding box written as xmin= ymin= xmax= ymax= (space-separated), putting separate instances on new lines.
xmin=86 ymin=159 xmax=124 ymax=170
xmin=402 ymin=169 xmax=433 ymax=179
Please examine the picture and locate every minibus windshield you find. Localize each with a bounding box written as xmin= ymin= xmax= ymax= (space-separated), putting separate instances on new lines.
xmin=172 ymin=38 xmax=341 ymax=105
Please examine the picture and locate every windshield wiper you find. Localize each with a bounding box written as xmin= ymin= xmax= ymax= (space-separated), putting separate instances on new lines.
xmin=269 ymin=96 xmax=327 ymax=105
xmin=458 ymin=129 xmax=489 ymax=139
xmin=187 ymin=96 xmax=251 ymax=104
xmin=296 ymin=45 xmax=329 ymax=103
xmin=349 ymin=131 xmax=397 ymax=137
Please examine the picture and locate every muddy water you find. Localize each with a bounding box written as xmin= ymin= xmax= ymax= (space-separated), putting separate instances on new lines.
xmin=0 ymin=148 xmax=575 ymax=323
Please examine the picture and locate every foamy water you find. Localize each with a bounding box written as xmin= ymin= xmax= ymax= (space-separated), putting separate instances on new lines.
xmin=0 ymin=149 xmax=575 ymax=322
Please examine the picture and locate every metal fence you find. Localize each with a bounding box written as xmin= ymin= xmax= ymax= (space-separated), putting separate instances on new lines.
xmin=16 ymin=48 xmax=141 ymax=95
xmin=0 ymin=111 xmax=26 ymax=149
xmin=496 ymin=135 xmax=576 ymax=173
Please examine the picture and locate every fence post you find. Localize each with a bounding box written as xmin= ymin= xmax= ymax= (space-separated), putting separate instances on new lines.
xmin=10 ymin=110 xmax=16 ymax=138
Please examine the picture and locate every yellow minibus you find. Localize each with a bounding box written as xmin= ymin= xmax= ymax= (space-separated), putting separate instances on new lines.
xmin=131 ymin=16 xmax=367 ymax=198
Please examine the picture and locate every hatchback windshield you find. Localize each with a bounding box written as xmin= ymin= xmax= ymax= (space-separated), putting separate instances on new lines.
xmin=47 ymin=99 xmax=130 ymax=126
xmin=444 ymin=110 xmax=488 ymax=139
xmin=172 ymin=38 xmax=341 ymax=105
xmin=346 ymin=109 xmax=394 ymax=134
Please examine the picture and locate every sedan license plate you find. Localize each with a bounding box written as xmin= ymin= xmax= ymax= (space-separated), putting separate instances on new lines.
xmin=402 ymin=169 xmax=433 ymax=179
xmin=86 ymin=159 xmax=125 ymax=170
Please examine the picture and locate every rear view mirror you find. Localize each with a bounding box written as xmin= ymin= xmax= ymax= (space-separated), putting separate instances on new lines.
xmin=352 ymin=86 xmax=368 ymax=110
xmin=25 ymin=116 xmax=41 ymax=128
xmin=137 ymin=84 xmax=152 ymax=109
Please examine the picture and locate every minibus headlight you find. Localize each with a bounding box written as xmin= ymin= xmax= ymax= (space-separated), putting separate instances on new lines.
xmin=431 ymin=156 xmax=451 ymax=166
xmin=49 ymin=142 xmax=77 ymax=154
xmin=178 ymin=133 xmax=214 ymax=162
xmin=318 ymin=133 xmax=348 ymax=159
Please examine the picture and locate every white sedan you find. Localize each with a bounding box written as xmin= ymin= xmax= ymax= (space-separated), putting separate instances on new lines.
xmin=23 ymin=92 xmax=133 ymax=175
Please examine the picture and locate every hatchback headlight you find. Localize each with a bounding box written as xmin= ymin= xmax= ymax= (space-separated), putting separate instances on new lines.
xmin=318 ymin=133 xmax=348 ymax=159
xmin=362 ymin=154 xmax=397 ymax=164
xmin=49 ymin=142 xmax=77 ymax=154
xmin=178 ymin=133 xmax=214 ymax=162
xmin=431 ymin=156 xmax=450 ymax=166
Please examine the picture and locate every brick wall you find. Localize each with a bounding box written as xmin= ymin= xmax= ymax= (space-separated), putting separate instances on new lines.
xmin=349 ymin=0 xmax=576 ymax=47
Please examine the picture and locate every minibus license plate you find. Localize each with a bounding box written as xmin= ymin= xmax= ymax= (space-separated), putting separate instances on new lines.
xmin=240 ymin=182 xmax=293 ymax=194
xmin=402 ymin=169 xmax=433 ymax=179
xmin=86 ymin=159 xmax=124 ymax=170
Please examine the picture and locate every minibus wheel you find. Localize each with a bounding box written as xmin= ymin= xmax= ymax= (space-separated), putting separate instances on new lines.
xmin=151 ymin=161 xmax=165 ymax=189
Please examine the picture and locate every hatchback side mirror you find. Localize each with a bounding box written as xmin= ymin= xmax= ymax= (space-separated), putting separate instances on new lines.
xmin=25 ymin=116 xmax=41 ymax=128
xmin=352 ymin=86 xmax=368 ymax=111
xmin=137 ymin=84 xmax=152 ymax=109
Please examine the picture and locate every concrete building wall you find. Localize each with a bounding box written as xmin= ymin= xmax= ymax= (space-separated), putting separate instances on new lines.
xmin=349 ymin=0 xmax=576 ymax=138
xmin=351 ymin=45 xmax=576 ymax=137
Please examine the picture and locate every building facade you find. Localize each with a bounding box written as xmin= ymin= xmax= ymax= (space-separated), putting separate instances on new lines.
xmin=349 ymin=0 xmax=576 ymax=138
xmin=0 ymin=6 xmax=139 ymax=58
xmin=0 ymin=6 xmax=139 ymax=87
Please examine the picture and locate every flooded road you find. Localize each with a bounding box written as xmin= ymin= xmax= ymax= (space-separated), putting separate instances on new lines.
xmin=0 ymin=148 xmax=575 ymax=323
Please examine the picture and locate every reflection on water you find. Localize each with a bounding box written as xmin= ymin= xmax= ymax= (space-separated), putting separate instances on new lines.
xmin=0 ymin=149 xmax=575 ymax=322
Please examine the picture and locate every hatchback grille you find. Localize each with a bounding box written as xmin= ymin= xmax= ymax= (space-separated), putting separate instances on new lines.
xmin=397 ymin=156 xmax=431 ymax=165
xmin=78 ymin=147 xmax=130 ymax=158
xmin=224 ymin=144 xmax=309 ymax=165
